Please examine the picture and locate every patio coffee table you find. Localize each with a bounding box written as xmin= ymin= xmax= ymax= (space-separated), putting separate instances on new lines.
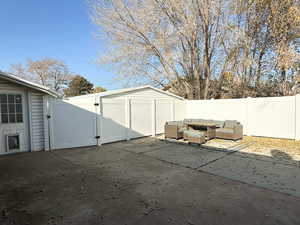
xmin=186 ymin=122 xmax=217 ymax=140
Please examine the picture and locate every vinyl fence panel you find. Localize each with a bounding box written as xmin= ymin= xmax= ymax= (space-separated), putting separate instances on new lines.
xmin=129 ymin=99 xmax=153 ymax=138
xmin=174 ymin=100 xmax=185 ymax=121
xmin=247 ymin=96 xmax=296 ymax=139
xmin=185 ymin=95 xmax=300 ymax=140
xmin=50 ymin=98 xmax=97 ymax=149
xmin=155 ymin=99 xmax=172 ymax=134
xmin=296 ymin=94 xmax=300 ymax=141
xmin=101 ymin=99 xmax=127 ymax=144
xmin=185 ymin=99 xmax=248 ymax=133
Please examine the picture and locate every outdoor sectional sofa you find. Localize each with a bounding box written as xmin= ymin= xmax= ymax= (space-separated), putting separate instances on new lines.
xmin=165 ymin=119 xmax=243 ymax=142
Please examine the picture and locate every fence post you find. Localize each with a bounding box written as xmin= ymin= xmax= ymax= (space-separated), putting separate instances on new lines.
xmin=296 ymin=94 xmax=300 ymax=141
xmin=152 ymin=99 xmax=156 ymax=136
xmin=47 ymin=98 xmax=55 ymax=150
xmin=125 ymin=97 xmax=131 ymax=141
xmin=98 ymin=97 xmax=103 ymax=145
xmin=244 ymin=97 xmax=251 ymax=136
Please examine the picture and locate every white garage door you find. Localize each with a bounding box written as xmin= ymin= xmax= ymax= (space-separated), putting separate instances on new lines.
xmin=50 ymin=99 xmax=97 ymax=149
xmin=155 ymin=100 xmax=172 ymax=134
xmin=129 ymin=99 xmax=153 ymax=138
xmin=101 ymin=99 xmax=127 ymax=144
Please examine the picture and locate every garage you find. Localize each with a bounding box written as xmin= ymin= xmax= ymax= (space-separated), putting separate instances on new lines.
xmin=49 ymin=86 xmax=184 ymax=149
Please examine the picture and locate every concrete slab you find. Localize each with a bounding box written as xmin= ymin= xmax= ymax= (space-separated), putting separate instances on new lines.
xmin=1 ymin=139 xmax=300 ymax=225
xmin=112 ymin=137 xmax=175 ymax=153
xmin=53 ymin=145 xmax=131 ymax=167
xmin=200 ymin=153 xmax=300 ymax=197
xmin=144 ymin=144 xmax=227 ymax=169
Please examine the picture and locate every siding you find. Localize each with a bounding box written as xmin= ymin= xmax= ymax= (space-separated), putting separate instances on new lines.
xmin=0 ymin=77 xmax=26 ymax=90
xmin=31 ymin=94 xmax=45 ymax=151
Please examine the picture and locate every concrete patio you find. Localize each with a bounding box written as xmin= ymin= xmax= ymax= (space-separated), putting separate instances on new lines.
xmin=1 ymin=137 xmax=300 ymax=225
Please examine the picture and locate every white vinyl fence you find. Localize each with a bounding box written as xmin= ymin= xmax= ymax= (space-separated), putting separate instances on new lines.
xmin=185 ymin=94 xmax=300 ymax=140
xmin=49 ymin=93 xmax=299 ymax=150
xmin=49 ymin=97 xmax=185 ymax=149
xmin=49 ymin=97 xmax=98 ymax=149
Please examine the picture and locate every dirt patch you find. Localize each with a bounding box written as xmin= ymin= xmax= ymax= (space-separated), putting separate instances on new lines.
xmin=199 ymin=136 xmax=300 ymax=163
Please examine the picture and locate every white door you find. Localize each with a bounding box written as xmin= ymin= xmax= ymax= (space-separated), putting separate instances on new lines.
xmin=0 ymin=92 xmax=29 ymax=154
xmin=101 ymin=99 xmax=127 ymax=144
xmin=50 ymin=98 xmax=97 ymax=149
xmin=129 ymin=99 xmax=153 ymax=138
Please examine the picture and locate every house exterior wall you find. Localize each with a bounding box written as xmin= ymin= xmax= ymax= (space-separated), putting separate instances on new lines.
xmin=30 ymin=94 xmax=45 ymax=151
xmin=0 ymin=77 xmax=48 ymax=154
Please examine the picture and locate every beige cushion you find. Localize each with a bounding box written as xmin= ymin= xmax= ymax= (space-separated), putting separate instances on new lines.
xmin=216 ymin=128 xmax=234 ymax=134
xmin=184 ymin=130 xmax=205 ymax=138
xmin=224 ymin=120 xmax=238 ymax=129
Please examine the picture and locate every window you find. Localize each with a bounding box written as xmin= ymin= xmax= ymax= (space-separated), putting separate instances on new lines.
xmin=0 ymin=94 xmax=23 ymax=123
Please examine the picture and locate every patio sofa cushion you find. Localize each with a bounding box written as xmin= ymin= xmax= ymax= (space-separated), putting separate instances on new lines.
xmin=184 ymin=130 xmax=205 ymax=138
xmin=224 ymin=120 xmax=239 ymax=129
xmin=216 ymin=128 xmax=234 ymax=134
xmin=167 ymin=121 xmax=184 ymax=126
xmin=212 ymin=120 xmax=225 ymax=128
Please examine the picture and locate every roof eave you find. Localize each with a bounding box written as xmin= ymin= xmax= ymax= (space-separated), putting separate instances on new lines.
xmin=0 ymin=72 xmax=59 ymax=97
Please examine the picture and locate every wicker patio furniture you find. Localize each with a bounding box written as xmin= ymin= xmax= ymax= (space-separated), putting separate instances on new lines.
xmin=164 ymin=121 xmax=186 ymax=139
xmin=215 ymin=120 xmax=243 ymax=140
xmin=183 ymin=130 xmax=206 ymax=144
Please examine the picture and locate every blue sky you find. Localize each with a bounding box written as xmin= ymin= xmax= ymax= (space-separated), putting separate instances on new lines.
xmin=0 ymin=0 xmax=120 ymax=90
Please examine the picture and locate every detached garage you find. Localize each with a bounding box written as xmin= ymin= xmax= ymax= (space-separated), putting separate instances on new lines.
xmin=0 ymin=71 xmax=58 ymax=155
xmin=49 ymin=86 xmax=184 ymax=149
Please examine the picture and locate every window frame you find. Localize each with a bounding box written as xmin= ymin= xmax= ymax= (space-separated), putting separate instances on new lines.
xmin=0 ymin=93 xmax=24 ymax=124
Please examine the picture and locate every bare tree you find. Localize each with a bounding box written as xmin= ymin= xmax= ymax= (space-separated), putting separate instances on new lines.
xmin=90 ymin=0 xmax=228 ymax=99
xmin=10 ymin=58 xmax=73 ymax=93
xmin=90 ymin=0 xmax=299 ymax=99
xmin=227 ymin=0 xmax=300 ymax=97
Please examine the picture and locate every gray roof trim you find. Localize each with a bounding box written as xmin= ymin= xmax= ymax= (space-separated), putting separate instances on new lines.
xmin=0 ymin=71 xmax=59 ymax=97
